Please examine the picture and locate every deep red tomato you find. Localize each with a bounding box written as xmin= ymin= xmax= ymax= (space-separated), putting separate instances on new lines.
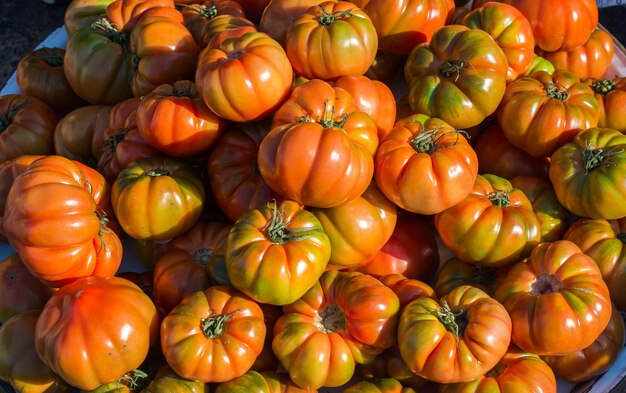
xmin=285 ymin=1 xmax=378 ymax=80
xmin=161 ymin=285 xmax=266 ymax=382
xmin=375 ymin=115 xmax=478 ymax=215
xmin=35 ymin=276 xmax=159 ymax=390
xmin=363 ymin=0 xmax=454 ymax=55
xmin=435 ymin=174 xmax=541 ymax=267
xmin=226 ymin=200 xmax=330 ymax=305
xmin=355 ymin=214 xmax=439 ymax=283
xmin=398 ymin=285 xmax=512 ymax=383
xmin=494 ymin=241 xmax=612 ymax=355
xmin=0 ymin=254 xmax=54 ymax=324
xmin=0 ymin=311 xmax=70 ymax=393
xmin=312 ymin=182 xmax=397 ymax=269
xmin=273 ymin=270 xmax=400 ymax=389
xmin=196 ymin=31 xmax=293 ymax=122
xmin=136 ymin=80 xmax=224 ymax=157
xmin=0 ymin=95 xmax=57 ymax=163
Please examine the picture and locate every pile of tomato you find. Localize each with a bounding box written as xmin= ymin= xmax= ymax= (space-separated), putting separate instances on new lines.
xmin=1 ymin=0 xmax=625 ymax=392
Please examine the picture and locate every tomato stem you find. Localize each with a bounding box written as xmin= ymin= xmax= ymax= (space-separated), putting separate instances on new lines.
xmin=488 ymin=190 xmax=510 ymax=207
xmin=435 ymin=301 xmax=466 ymax=344
xmin=591 ymin=79 xmax=616 ymax=94
xmin=530 ymin=273 xmax=562 ymax=295
xmin=201 ymin=309 xmax=242 ymax=339
xmin=147 ymin=167 xmax=170 ymax=177
xmin=103 ymin=129 xmax=128 ymax=153
xmin=119 ymin=369 xmax=149 ymax=391
xmin=582 ymin=146 xmax=624 ymax=174
xmin=318 ymin=5 xmax=354 ymax=25
xmin=171 ymin=82 xmax=192 ymax=97
xmin=439 ymin=60 xmax=471 ymax=79
xmin=410 ymin=128 xmax=468 ymax=155
xmin=316 ymin=303 xmax=346 ymax=333
xmin=266 ymin=200 xmax=315 ymax=244
xmin=545 ymin=82 xmax=570 ymax=101
xmin=318 ymin=101 xmax=348 ymax=129
xmin=179 ymin=3 xmax=219 ymax=19
xmin=91 ymin=18 xmax=130 ymax=50
xmin=35 ymin=50 xmax=63 ymax=67
xmin=192 ymin=247 xmax=213 ymax=266
xmin=0 ymin=101 xmax=27 ymax=132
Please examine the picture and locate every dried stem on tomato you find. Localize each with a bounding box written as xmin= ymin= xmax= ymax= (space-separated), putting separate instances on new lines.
xmin=591 ymin=78 xmax=616 ymax=94
xmin=201 ymin=309 xmax=242 ymax=339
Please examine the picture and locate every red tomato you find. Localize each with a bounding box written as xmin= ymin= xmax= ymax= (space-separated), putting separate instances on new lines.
xmin=259 ymin=0 xmax=320 ymax=46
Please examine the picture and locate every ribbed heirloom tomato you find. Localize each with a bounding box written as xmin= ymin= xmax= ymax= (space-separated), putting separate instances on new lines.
xmin=215 ymin=370 xmax=315 ymax=393
xmin=54 ymin=105 xmax=111 ymax=168
xmin=588 ymin=77 xmax=626 ymax=132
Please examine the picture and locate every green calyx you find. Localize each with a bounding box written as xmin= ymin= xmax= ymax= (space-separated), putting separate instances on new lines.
xmin=37 ymin=53 xmax=63 ymax=67
xmin=582 ymin=145 xmax=623 ymax=174
xmin=435 ymin=301 xmax=467 ymax=344
xmin=411 ymin=128 xmax=468 ymax=155
xmin=104 ymin=129 xmax=127 ymax=153
xmin=146 ymin=167 xmax=170 ymax=177
xmin=440 ymin=60 xmax=471 ymax=78
xmin=318 ymin=5 xmax=354 ymax=26
xmin=91 ymin=18 xmax=130 ymax=50
xmin=266 ymin=201 xmax=315 ymax=245
xmin=316 ymin=303 xmax=346 ymax=333
xmin=201 ymin=309 xmax=241 ymax=339
xmin=119 ymin=369 xmax=149 ymax=391
xmin=545 ymin=82 xmax=570 ymax=101
xmin=591 ymin=79 xmax=616 ymax=94
xmin=488 ymin=190 xmax=511 ymax=207
xmin=0 ymin=101 xmax=27 ymax=133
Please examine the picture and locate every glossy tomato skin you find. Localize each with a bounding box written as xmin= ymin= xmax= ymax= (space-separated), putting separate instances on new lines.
xmin=356 ymin=214 xmax=439 ymax=283
xmin=111 ymin=157 xmax=205 ymax=242
xmin=285 ymin=1 xmax=378 ymax=80
xmin=54 ymin=105 xmax=112 ymax=168
xmin=0 ymin=95 xmax=57 ymax=163
xmin=0 ymin=254 xmax=54 ymax=324
xmin=542 ymin=303 xmax=625 ymax=383
xmin=0 ymin=311 xmax=71 ymax=393
xmin=142 ymin=365 xmax=209 ymax=393
xmin=375 ymin=115 xmax=478 ymax=215
xmin=404 ymin=25 xmax=507 ymax=129
xmin=564 ymin=218 xmax=626 ymax=311
xmin=539 ymin=29 xmax=614 ymax=79
xmin=0 ymin=155 xmax=43 ymax=238
xmin=503 ymin=0 xmax=598 ymax=52
xmin=588 ymin=77 xmax=626 ymax=133
xmin=196 ymin=31 xmax=293 ymax=122
xmin=363 ymin=0 xmax=454 ymax=55
xmin=398 ymin=285 xmax=512 ymax=383
xmin=208 ymin=119 xmax=282 ymax=223
xmin=16 ymin=48 xmax=85 ymax=115
xmin=3 ymin=155 xmax=122 ymax=287
xmin=161 ymin=286 xmax=266 ymax=383
xmin=495 ymin=241 xmax=612 ymax=355
xmin=435 ymin=174 xmax=541 ymax=267
xmin=498 ymin=70 xmax=599 ymax=158
xmin=136 ymin=80 xmax=224 ymax=157
xmin=35 ymin=276 xmax=160 ymax=391
xmin=379 ymin=274 xmax=436 ymax=310
xmin=312 ymin=182 xmax=397 ymax=269
xmin=462 ymin=2 xmax=535 ymax=82
xmin=215 ymin=370 xmax=314 ymax=393
xmin=433 ymin=258 xmax=508 ymax=298
xmin=226 ymin=200 xmax=330 ymax=305
xmin=64 ymin=0 xmax=116 ymax=36
xmin=259 ymin=0 xmax=320 ymax=46
xmin=182 ymin=0 xmax=246 ymax=45
xmin=549 ymin=128 xmax=626 ymax=220
xmin=439 ymin=346 xmax=556 ymax=393
xmin=523 ymin=54 xmax=555 ymax=77
xmin=273 ymin=270 xmax=399 ymax=389
xmin=105 ymin=0 xmax=176 ymax=30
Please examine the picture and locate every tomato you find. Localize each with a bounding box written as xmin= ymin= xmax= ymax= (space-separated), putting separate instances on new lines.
xmin=136 ymin=80 xmax=224 ymax=157
xmin=355 ymin=214 xmax=439 ymax=282
xmin=398 ymin=285 xmax=512 ymax=383
xmin=161 ymin=286 xmax=265 ymax=382
xmin=439 ymin=346 xmax=556 ymax=393
xmin=375 ymin=115 xmax=478 ymax=215
xmin=433 ymin=258 xmax=507 ymax=298
xmin=54 ymin=105 xmax=112 ymax=168
xmin=206 ymin=23 xmax=258 ymax=48
xmin=549 ymin=127 xmax=626 ymax=220
xmin=312 ymin=182 xmax=397 ymax=269
xmin=3 ymin=155 xmax=122 ymax=287
xmin=0 ymin=155 xmax=43 ymax=238
xmin=142 ymin=366 xmax=209 ymax=393
xmin=196 ymin=31 xmax=293 ymax=122
xmin=435 ymin=174 xmax=541 ymax=267
xmin=97 ymin=98 xmax=162 ymax=183
xmin=111 ymin=157 xmax=205 ymax=242
xmin=105 ymin=0 xmax=176 ymax=30
xmin=215 ymin=371 xmax=313 ymax=393
xmin=332 ymin=74 xmax=396 ymax=141
xmin=181 ymin=0 xmax=246 ymax=45
xmin=251 ymin=304 xmax=282 ymax=372
xmin=129 ymin=15 xmax=199 ymax=96
xmin=344 ymin=378 xmax=414 ymax=393
xmin=0 ymin=311 xmax=70 ymax=393
xmin=64 ymin=0 xmax=115 ymax=36
xmin=363 ymin=0 xmax=454 ymax=55
xmin=542 ymin=303 xmax=625 ymax=383
xmin=523 ymin=54 xmax=555 ymax=77
xmin=226 ymin=200 xmax=330 ymax=305
xmin=0 ymin=95 xmax=57 ymax=163
xmin=285 ymin=1 xmax=378 ymax=80
xmin=208 ymin=119 xmax=282 ymax=223
xmin=539 ymin=29 xmax=614 ymax=80
xmin=273 ymin=270 xmax=399 ymax=389
xmin=35 ymin=276 xmax=159 ymax=390
xmin=498 ymin=70 xmax=599 ymax=158
xmin=462 ymin=2 xmax=535 ymax=82
xmin=474 ymin=124 xmax=549 ymax=180
xmin=494 ymin=240 xmax=612 ymax=355
xmin=259 ymin=0 xmax=320 ymax=46
xmin=379 ymin=274 xmax=436 ymax=310
xmin=357 ymin=347 xmax=427 ymax=391
xmin=587 ymin=77 xmax=626 ymax=132
xmin=502 ymin=0 xmax=598 ymax=52
xmin=404 ymin=25 xmax=508 ymax=129
xmin=16 ymin=48 xmax=85 ymax=115
xmin=259 ymin=83 xmax=378 ymax=208
xmin=563 ymin=218 xmax=626 ymax=311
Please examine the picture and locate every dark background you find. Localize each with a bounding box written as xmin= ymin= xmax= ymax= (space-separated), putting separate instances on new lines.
xmin=1 ymin=1 xmax=626 ymax=90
